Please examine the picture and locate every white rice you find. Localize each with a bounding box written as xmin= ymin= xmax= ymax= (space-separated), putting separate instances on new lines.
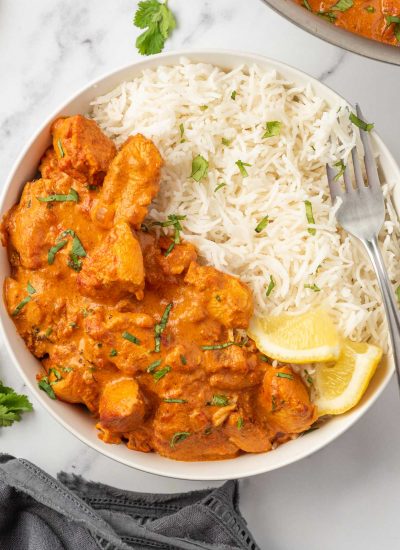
xmin=90 ymin=58 xmax=400 ymax=353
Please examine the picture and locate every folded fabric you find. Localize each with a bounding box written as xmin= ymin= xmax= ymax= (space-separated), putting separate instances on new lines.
xmin=0 ymin=454 xmax=260 ymax=550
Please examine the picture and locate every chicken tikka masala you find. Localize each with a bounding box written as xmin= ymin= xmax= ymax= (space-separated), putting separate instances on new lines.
xmin=296 ymin=0 xmax=400 ymax=46
xmin=2 ymin=115 xmax=317 ymax=461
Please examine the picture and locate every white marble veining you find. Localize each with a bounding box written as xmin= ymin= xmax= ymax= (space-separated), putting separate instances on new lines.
xmin=1 ymin=0 xmax=400 ymax=547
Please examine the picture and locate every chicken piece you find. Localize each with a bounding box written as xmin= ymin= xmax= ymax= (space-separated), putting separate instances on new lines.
xmin=152 ymin=404 xmax=239 ymax=460
xmin=99 ymin=378 xmax=146 ymax=432
xmin=184 ymin=262 xmax=253 ymax=329
xmin=51 ymin=115 xmax=116 ymax=184
xmin=226 ymin=412 xmax=271 ymax=453
xmin=259 ymin=366 xmax=317 ymax=434
xmin=49 ymin=368 xmax=99 ymax=413
xmin=3 ymin=179 xmax=59 ymax=269
xmin=83 ymin=308 xmax=154 ymax=374
xmin=141 ymin=235 xmax=197 ymax=288
xmin=91 ymin=135 xmax=163 ymax=229
xmin=77 ymin=222 xmax=145 ymax=302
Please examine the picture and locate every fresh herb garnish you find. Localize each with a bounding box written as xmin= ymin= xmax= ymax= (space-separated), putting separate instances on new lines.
xmin=154 ymin=214 xmax=186 ymax=254
xmin=231 ymin=90 xmax=237 ymax=100
xmin=276 ymin=372 xmax=294 ymax=380
xmin=170 ymin=431 xmax=190 ymax=448
xmin=153 ymin=365 xmax=171 ymax=382
xmin=154 ymin=303 xmax=173 ymax=352
xmin=27 ymin=282 xmax=36 ymax=295
xmin=385 ymin=15 xmax=400 ymax=25
xmin=179 ymin=123 xmax=185 ymax=141
xmin=260 ymin=354 xmax=269 ymax=362
xmin=237 ymin=416 xmax=244 ymax=430
xmin=180 ymin=354 xmax=187 ymax=365
xmin=304 ymin=369 xmax=314 ymax=385
xmin=331 ymin=0 xmax=353 ymax=11
xmin=304 ymin=283 xmax=320 ymax=292
xmin=57 ymin=139 xmax=65 ymax=158
xmin=334 ymin=159 xmax=346 ymax=181
xmin=266 ymin=275 xmax=276 ymax=297
xmin=214 ymin=182 xmax=227 ymax=192
xmin=62 ymin=367 xmax=73 ymax=373
xmin=349 ymin=112 xmax=374 ymax=132
xmin=0 ymin=381 xmax=33 ymax=427
xmin=134 ymin=0 xmax=176 ymax=56
xmin=163 ymin=398 xmax=187 ymax=403
xmin=109 ymin=348 xmax=118 ymax=357
xmin=364 ymin=5 xmax=375 ymax=12
xmin=208 ymin=394 xmax=229 ymax=407
xmin=37 ymin=188 xmax=78 ymax=203
xmin=69 ymin=322 xmax=77 ymax=328
xmin=48 ymin=240 xmax=67 ymax=265
xmin=201 ymin=341 xmax=244 ymax=351
xmin=221 ymin=137 xmax=232 ymax=146
xmin=199 ymin=105 xmax=208 ymax=111
xmin=317 ymin=11 xmax=337 ymax=22
xmin=48 ymin=230 xmax=86 ymax=269
xmin=45 ymin=328 xmax=53 ymax=338
xmin=302 ymin=0 xmax=312 ymax=9
xmin=262 ymin=121 xmax=281 ymax=139
xmin=66 ymin=233 xmax=87 ymax=272
xmin=255 ymin=215 xmax=269 ymax=233
xmin=164 ymin=242 xmax=175 ymax=257
xmin=38 ymin=377 xmax=56 ymax=400
xmin=385 ymin=16 xmax=400 ymax=41
xmin=304 ymin=200 xmax=316 ymax=235
xmin=190 ymin=154 xmax=209 ymax=182
xmin=235 ymin=160 xmax=251 ymax=178
xmin=122 ymin=331 xmax=141 ymax=345
xmin=49 ymin=368 xmax=61 ymax=380
xmin=147 ymin=359 xmax=162 ymax=373
xmin=12 ymin=296 xmax=32 ymax=316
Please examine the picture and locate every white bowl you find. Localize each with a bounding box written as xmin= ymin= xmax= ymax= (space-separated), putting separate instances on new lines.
xmin=1 ymin=50 xmax=397 ymax=480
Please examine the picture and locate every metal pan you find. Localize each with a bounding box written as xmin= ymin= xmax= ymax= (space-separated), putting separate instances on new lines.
xmin=261 ymin=0 xmax=400 ymax=66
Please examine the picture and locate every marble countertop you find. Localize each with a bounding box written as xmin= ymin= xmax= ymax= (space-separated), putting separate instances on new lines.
xmin=1 ymin=1 xmax=400 ymax=548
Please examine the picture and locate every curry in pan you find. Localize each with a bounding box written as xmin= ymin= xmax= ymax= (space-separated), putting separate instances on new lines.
xmin=296 ymin=0 xmax=400 ymax=46
xmin=2 ymin=116 xmax=317 ymax=461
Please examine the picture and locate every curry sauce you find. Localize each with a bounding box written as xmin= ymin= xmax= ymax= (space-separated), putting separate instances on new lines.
xmin=2 ymin=115 xmax=316 ymax=461
xmin=295 ymin=0 xmax=400 ymax=46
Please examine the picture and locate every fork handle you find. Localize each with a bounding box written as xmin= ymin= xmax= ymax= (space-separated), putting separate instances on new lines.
xmin=363 ymin=236 xmax=400 ymax=386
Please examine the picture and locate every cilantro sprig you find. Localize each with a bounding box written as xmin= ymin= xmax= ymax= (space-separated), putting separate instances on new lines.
xmin=134 ymin=0 xmax=176 ymax=56
xmin=0 ymin=381 xmax=33 ymax=427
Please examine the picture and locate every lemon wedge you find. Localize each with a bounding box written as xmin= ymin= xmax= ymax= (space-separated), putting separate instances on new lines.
xmin=248 ymin=309 xmax=341 ymax=364
xmin=314 ymin=339 xmax=382 ymax=416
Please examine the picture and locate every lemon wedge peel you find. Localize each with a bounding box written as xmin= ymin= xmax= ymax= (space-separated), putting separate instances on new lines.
xmin=248 ymin=309 xmax=341 ymax=364
xmin=314 ymin=339 xmax=382 ymax=417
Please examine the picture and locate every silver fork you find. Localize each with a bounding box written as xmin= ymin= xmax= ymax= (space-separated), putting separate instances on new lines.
xmin=326 ymin=104 xmax=400 ymax=386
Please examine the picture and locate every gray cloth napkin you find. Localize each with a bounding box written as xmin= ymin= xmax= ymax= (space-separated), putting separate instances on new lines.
xmin=0 ymin=454 xmax=260 ymax=550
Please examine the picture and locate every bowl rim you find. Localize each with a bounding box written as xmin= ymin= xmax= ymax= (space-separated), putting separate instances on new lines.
xmin=260 ymin=0 xmax=400 ymax=66
xmin=0 ymin=48 xmax=396 ymax=480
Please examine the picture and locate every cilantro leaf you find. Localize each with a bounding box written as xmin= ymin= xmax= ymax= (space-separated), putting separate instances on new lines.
xmin=0 ymin=381 xmax=33 ymax=427
xmin=190 ymin=155 xmax=209 ymax=182
xmin=133 ymin=0 xmax=176 ymax=56
xmin=331 ymin=0 xmax=353 ymax=11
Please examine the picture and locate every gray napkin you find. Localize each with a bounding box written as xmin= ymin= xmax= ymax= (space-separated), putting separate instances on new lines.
xmin=0 ymin=454 xmax=259 ymax=550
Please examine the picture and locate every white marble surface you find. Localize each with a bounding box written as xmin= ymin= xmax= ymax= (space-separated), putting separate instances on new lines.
xmin=1 ymin=0 xmax=400 ymax=548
